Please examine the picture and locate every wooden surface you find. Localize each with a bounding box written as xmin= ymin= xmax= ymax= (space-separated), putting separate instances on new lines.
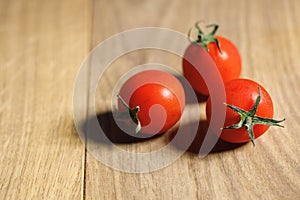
xmin=0 ymin=0 xmax=299 ymax=199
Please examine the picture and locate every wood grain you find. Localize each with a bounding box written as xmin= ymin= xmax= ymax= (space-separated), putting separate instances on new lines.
xmin=87 ymin=0 xmax=300 ymax=199
xmin=0 ymin=0 xmax=92 ymax=199
xmin=0 ymin=0 xmax=299 ymax=199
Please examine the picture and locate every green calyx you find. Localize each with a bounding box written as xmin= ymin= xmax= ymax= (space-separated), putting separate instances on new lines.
xmin=188 ymin=21 xmax=222 ymax=53
xmin=222 ymin=87 xmax=285 ymax=146
xmin=117 ymin=94 xmax=141 ymax=133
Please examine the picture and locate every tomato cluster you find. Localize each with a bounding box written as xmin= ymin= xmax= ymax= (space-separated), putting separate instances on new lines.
xmin=182 ymin=22 xmax=285 ymax=145
xmin=116 ymin=22 xmax=285 ymax=146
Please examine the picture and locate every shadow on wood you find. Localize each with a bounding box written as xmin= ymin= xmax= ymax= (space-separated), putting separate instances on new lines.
xmin=77 ymin=112 xmax=245 ymax=153
xmin=168 ymin=120 xmax=246 ymax=154
xmin=78 ymin=111 xmax=162 ymax=144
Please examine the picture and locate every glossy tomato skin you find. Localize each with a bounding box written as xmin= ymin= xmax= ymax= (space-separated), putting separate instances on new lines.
xmin=118 ymin=70 xmax=185 ymax=134
xmin=183 ymin=36 xmax=241 ymax=96
xmin=206 ymin=79 xmax=274 ymax=143
xmin=129 ymin=83 xmax=182 ymax=134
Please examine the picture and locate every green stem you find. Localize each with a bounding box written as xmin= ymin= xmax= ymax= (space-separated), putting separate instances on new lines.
xmin=223 ymin=87 xmax=285 ymax=146
xmin=188 ymin=21 xmax=222 ymax=53
xmin=117 ymin=94 xmax=141 ymax=133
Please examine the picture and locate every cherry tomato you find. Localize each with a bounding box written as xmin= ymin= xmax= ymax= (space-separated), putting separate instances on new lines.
xmin=206 ymin=79 xmax=285 ymax=144
xmin=117 ymin=70 xmax=185 ymax=134
xmin=182 ymin=23 xmax=241 ymax=96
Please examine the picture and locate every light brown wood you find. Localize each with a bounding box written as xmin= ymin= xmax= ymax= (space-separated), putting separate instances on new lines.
xmin=87 ymin=0 xmax=300 ymax=199
xmin=0 ymin=0 xmax=92 ymax=199
xmin=0 ymin=0 xmax=299 ymax=199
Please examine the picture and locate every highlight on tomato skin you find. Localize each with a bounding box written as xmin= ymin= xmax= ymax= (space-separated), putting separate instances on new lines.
xmin=206 ymin=78 xmax=285 ymax=145
xmin=182 ymin=22 xmax=241 ymax=96
xmin=117 ymin=70 xmax=186 ymax=135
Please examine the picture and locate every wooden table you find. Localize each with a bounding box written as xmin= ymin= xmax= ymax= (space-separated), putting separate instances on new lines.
xmin=1 ymin=0 xmax=299 ymax=199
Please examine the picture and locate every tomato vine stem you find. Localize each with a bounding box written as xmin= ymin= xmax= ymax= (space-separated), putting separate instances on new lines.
xmin=188 ymin=21 xmax=223 ymax=54
xmin=117 ymin=94 xmax=141 ymax=133
xmin=222 ymin=87 xmax=285 ymax=146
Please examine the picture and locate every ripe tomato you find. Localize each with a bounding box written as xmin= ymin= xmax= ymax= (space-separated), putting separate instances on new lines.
xmin=182 ymin=23 xmax=241 ymax=96
xmin=117 ymin=70 xmax=185 ymax=134
xmin=206 ymin=79 xmax=285 ymax=145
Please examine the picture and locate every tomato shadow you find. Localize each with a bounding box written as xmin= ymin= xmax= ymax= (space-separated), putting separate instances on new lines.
xmin=78 ymin=111 xmax=162 ymax=145
xmin=175 ymin=74 xmax=208 ymax=104
xmin=168 ymin=120 xmax=246 ymax=154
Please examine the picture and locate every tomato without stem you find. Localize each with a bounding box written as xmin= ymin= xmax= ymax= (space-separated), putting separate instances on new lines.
xmin=117 ymin=70 xmax=185 ymax=134
xmin=183 ymin=23 xmax=241 ymax=96
xmin=206 ymin=79 xmax=285 ymax=145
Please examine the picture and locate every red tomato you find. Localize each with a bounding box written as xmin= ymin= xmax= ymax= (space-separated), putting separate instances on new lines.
xmin=183 ymin=24 xmax=241 ymax=96
xmin=117 ymin=70 xmax=185 ymax=134
xmin=206 ymin=79 xmax=285 ymax=144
